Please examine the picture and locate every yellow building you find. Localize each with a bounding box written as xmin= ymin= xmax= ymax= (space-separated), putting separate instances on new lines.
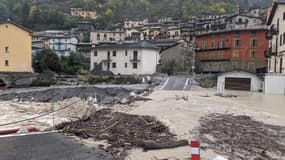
xmin=70 ymin=8 xmax=97 ymax=20
xmin=0 ymin=21 xmax=32 ymax=73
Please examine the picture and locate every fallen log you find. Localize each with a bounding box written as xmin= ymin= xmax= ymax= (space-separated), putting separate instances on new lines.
xmin=143 ymin=139 xmax=189 ymax=150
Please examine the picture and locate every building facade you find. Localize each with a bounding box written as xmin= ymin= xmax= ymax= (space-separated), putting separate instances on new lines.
xmin=49 ymin=35 xmax=78 ymax=57
xmin=266 ymin=1 xmax=285 ymax=74
xmin=195 ymin=28 xmax=268 ymax=73
xmin=70 ymin=8 xmax=97 ymax=19
xmin=90 ymin=30 xmax=125 ymax=45
xmin=0 ymin=21 xmax=32 ymax=73
xmin=90 ymin=41 xmax=160 ymax=75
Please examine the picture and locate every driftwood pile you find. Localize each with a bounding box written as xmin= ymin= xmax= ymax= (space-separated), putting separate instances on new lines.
xmin=197 ymin=114 xmax=285 ymax=159
xmin=57 ymin=109 xmax=177 ymax=159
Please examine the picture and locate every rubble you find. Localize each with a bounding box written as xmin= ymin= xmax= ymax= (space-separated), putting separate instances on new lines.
xmin=197 ymin=114 xmax=285 ymax=160
xmin=56 ymin=109 xmax=176 ymax=159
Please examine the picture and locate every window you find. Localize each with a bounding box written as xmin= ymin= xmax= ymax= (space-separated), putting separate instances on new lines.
xmin=5 ymin=47 xmax=9 ymax=53
xmin=125 ymin=50 xmax=128 ymax=56
xmin=175 ymin=31 xmax=179 ymax=36
xmin=251 ymin=39 xmax=258 ymax=47
xmin=280 ymin=34 xmax=283 ymax=46
xmin=112 ymin=62 xmax=116 ymax=68
xmin=232 ymin=61 xmax=240 ymax=70
xmin=283 ymin=33 xmax=285 ymax=45
xmin=5 ymin=60 xmax=8 ymax=66
xmin=125 ymin=63 xmax=128 ymax=68
xmin=218 ymin=51 xmax=224 ymax=59
xmin=202 ymin=40 xmax=206 ymax=49
xmin=210 ymin=42 xmax=215 ymax=48
xmin=283 ymin=12 xmax=285 ymax=20
xmin=133 ymin=62 xmax=138 ymax=69
xmin=248 ymin=62 xmax=256 ymax=72
xmin=107 ymin=62 xmax=110 ymax=69
xmin=94 ymin=51 xmax=97 ymax=56
xmin=233 ymin=51 xmax=239 ymax=57
xmin=235 ymin=39 xmax=241 ymax=47
xmin=113 ymin=51 xmax=116 ymax=56
xmin=210 ymin=52 xmax=214 ymax=59
xmin=250 ymin=51 xmax=256 ymax=57
xmin=104 ymin=33 xmax=107 ymax=38
xmin=251 ymin=31 xmax=256 ymax=37
xmin=234 ymin=31 xmax=240 ymax=37
xmin=133 ymin=51 xmax=138 ymax=60
xmin=218 ymin=40 xmax=224 ymax=48
xmin=238 ymin=18 xmax=242 ymax=23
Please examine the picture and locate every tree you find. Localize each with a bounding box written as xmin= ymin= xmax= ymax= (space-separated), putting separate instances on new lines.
xmin=33 ymin=49 xmax=62 ymax=73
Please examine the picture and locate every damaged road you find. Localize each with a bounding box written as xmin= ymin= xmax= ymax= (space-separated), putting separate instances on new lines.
xmin=0 ymin=86 xmax=145 ymax=104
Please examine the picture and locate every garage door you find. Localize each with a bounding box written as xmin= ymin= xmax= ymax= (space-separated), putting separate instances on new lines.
xmin=225 ymin=77 xmax=251 ymax=91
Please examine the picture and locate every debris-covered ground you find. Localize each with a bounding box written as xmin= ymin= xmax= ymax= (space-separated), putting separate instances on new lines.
xmin=0 ymin=86 xmax=134 ymax=104
xmin=56 ymin=109 xmax=176 ymax=159
xmin=197 ymin=114 xmax=285 ymax=159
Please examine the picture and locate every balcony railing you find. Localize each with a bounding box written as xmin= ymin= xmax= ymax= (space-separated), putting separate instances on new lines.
xmin=264 ymin=47 xmax=277 ymax=58
xmin=266 ymin=24 xmax=278 ymax=40
xmin=130 ymin=56 xmax=141 ymax=62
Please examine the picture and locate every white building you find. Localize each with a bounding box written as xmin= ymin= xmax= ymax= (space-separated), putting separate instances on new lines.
xmin=32 ymin=30 xmax=78 ymax=57
xmin=264 ymin=1 xmax=285 ymax=95
xmin=49 ymin=36 xmax=78 ymax=57
xmin=90 ymin=41 xmax=160 ymax=75
xmin=267 ymin=1 xmax=285 ymax=74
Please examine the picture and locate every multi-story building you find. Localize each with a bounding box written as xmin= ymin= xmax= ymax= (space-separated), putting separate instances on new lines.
xmin=123 ymin=19 xmax=148 ymax=29
xmin=0 ymin=20 xmax=32 ymax=73
xmin=90 ymin=30 xmax=125 ymax=45
xmin=49 ymin=35 xmax=78 ymax=57
xmin=195 ymin=27 xmax=268 ymax=73
xmin=70 ymin=8 xmax=97 ymax=20
xmin=264 ymin=1 xmax=285 ymax=95
xmin=266 ymin=1 xmax=285 ymax=74
xmin=90 ymin=41 xmax=160 ymax=75
xmin=226 ymin=14 xmax=264 ymax=30
xmin=140 ymin=23 xmax=161 ymax=40
xmin=35 ymin=30 xmax=79 ymax=57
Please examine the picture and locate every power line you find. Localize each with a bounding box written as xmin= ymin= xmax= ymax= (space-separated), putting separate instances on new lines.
xmin=0 ymin=100 xmax=80 ymax=127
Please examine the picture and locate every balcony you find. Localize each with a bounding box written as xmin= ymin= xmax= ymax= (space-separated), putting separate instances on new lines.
xmin=130 ymin=56 xmax=140 ymax=62
xmin=266 ymin=24 xmax=278 ymax=40
xmin=196 ymin=47 xmax=230 ymax=52
xmin=102 ymin=56 xmax=111 ymax=63
xmin=264 ymin=47 xmax=277 ymax=58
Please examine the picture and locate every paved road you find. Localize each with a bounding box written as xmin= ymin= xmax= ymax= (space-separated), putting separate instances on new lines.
xmin=0 ymin=132 xmax=113 ymax=160
xmin=161 ymin=77 xmax=192 ymax=91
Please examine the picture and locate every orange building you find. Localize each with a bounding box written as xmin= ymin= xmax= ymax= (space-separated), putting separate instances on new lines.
xmin=195 ymin=28 xmax=269 ymax=73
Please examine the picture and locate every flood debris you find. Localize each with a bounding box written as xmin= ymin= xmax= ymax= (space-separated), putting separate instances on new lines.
xmin=0 ymin=86 xmax=134 ymax=104
xmin=197 ymin=114 xmax=285 ymax=160
xmin=56 ymin=109 xmax=176 ymax=159
xmin=215 ymin=93 xmax=238 ymax=98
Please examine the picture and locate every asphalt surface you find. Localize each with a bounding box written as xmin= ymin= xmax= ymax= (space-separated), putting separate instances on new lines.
xmin=161 ymin=77 xmax=192 ymax=91
xmin=0 ymin=132 xmax=113 ymax=160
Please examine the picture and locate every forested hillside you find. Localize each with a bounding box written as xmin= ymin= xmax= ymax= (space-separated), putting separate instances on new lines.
xmin=0 ymin=0 xmax=272 ymax=31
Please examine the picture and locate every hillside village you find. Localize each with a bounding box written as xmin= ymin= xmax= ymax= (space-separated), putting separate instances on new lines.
xmin=0 ymin=0 xmax=285 ymax=160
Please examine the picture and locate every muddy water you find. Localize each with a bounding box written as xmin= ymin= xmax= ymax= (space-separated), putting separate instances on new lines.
xmin=225 ymin=91 xmax=285 ymax=117
xmin=126 ymin=89 xmax=285 ymax=160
